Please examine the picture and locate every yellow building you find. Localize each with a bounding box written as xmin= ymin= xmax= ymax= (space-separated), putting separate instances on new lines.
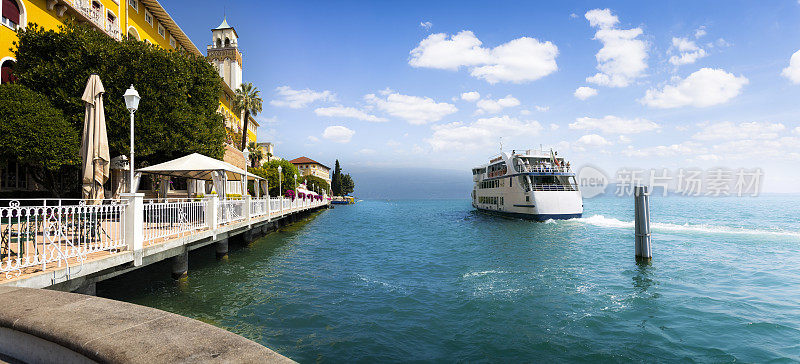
xmin=289 ymin=157 xmax=331 ymax=186
xmin=0 ymin=0 xmax=256 ymax=162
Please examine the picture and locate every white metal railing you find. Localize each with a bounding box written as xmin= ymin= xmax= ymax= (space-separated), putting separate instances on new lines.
xmin=527 ymin=184 xmax=579 ymax=192
xmin=250 ymin=198 xmax=269 ymax=218
xmin=66 ymin=0 xmax=122 ymax=40
xmin=0 ymin=194 xmax=328 ymax=280
xmin=218 ymin=199 xmax=245 ymax=225
xmin=269 ymin=198 xmax=281 ymax=213
xmin=0 ymin=199 xmax=127 ymax=278
xmin=518 ymin=165 xmax=572 ymax=174
xmin=143 ymin=199 xmax=208 ymax=243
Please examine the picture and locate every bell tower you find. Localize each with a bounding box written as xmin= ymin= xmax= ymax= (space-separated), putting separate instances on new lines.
xmin=207 ymin=18 xmax=243 ymax=91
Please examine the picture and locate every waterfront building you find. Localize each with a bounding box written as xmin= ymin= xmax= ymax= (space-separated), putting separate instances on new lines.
xmin=0 ymin=0 xmax=257 ymax=193
xmin=290 ymin=157 xmax=331 ymax=185
xmin=257 ymin=142 xmax=280 ymax=164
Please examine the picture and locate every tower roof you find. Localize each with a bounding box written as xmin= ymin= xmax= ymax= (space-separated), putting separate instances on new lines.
xmin=213 ymin=18 xmax=238 ymax=37
xmin=215 ymin=18 xmax=232 ymax=30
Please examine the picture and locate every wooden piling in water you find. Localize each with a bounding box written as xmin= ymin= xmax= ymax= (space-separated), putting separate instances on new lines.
xmin=634 ymin=186 xmax=652 ymax=261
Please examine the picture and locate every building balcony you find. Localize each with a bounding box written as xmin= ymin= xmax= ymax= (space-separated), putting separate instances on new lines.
xmin=53 ymin=0 xmax=122 ymax=41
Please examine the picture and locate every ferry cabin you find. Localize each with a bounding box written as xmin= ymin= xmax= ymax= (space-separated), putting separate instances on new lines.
xmin=471 ymin=150 xmax=582 ymax=220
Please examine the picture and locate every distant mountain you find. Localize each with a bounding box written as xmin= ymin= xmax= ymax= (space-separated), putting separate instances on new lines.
xmin=348 ymin=167 xmax=472 ymax=199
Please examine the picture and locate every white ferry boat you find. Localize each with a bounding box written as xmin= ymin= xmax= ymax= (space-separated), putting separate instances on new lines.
xmin=471 ymin=148 xmax=582 ymax=220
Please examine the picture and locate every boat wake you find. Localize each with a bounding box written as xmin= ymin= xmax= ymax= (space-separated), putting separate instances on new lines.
xmin=564 ymin=215 xmax=800 ymax=239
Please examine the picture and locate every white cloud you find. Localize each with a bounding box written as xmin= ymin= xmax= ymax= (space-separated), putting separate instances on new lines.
xmin=476 ymin=95 xmax=520 ymax=114
xmin=519 ymin=109 xmax=531 ymax=115
xmin=535 ymin=105 xmax=549 ymax=112
xmin=359 ymin=148 xmax=377 ymax=155
xmin=322 ymin=125 xmax=355 ymax=143
xmin=569 ymin=115 xmax=660 ymax=134
xmin=460 ymin=91 xmax=480 ymax=102
xmin=585 ymin=8 xmax=648 ymax=87
xmin=255 ymin=115 xmax=278 ymax=124
xmin=549 ymin=123 xmax=559 ymax=130
xmin=782 ymin=50 xmax=800 ymax=84
xmin=692 ymin=121 xmax=786 ymax=141
xmin=618 ymin=135 xmax=631 ymax=144
xmin=622 ymin=141 xmax=701 ymax=157
xmin=409 ymin=30 xmax=558 ymax=84
xmin=307 ymin=136 xmax=320 ymax=143
xmin=668 ymin=37 xmax=707 ymax=66
xmin=576 ymin=134 xmax=612 ymax=147
xmin=574 ymin=86 xmax=598 ymax=100
xmin=428 ymin=115 xmax=542 ymax=151
xmin=270 ymin=86 xmax=335 ymax=109
xmin=314 ymin=106 xmax=387 ymax=122
xmin=386 ymin=140 xmax=402 ymax=148
xmin=365 ymin=91 xmax=457 ymax=125
xmin=640 ymin=68 xmax=748 ymax=108
xmin=420 ymin=21 xmax=433 ymax=30
xmin=794 ymin=126 xmax=800 ymax=135
xmin=694 ymin=27 xmax=707 ymax=38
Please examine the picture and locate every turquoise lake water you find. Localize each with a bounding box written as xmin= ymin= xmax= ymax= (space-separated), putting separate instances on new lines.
xmin=98 ymin=196 xmax=800 ymax=362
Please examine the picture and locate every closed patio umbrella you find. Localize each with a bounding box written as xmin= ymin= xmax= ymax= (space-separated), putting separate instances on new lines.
xmin=80 ymin=74 xmax=110 ymax=203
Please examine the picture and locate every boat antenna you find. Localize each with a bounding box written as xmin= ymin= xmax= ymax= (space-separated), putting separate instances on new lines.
xmin=499 ymin=137 xmax=503 ymax=152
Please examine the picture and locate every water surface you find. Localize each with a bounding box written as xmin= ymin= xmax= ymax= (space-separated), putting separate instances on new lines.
xmin=99 ymin=196 xmax=800 ymax=362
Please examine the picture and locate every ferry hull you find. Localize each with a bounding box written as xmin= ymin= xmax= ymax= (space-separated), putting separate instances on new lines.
xmin=475 ymin=207 xmax=581 ymax=221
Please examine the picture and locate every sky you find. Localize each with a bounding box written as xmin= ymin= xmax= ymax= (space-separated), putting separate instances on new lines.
xmin=165 ymin=0 xmax=800 ymax=193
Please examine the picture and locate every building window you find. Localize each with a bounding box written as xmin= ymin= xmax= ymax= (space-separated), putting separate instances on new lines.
xmin=107 ymin=10 xmax=116 ymax=25
xmin=0 ymin=59 xmax=15 ymax=84
xmin=224 ymin=37 xmax=230 ymax=47
xmin=215 ymin=38 xmax=221 ymax=48
xmin=128 ymin=0 xmax=138 ymax=13
xmin=1 ymin=0 xmax=21 ymax=30
xmin=169 ymin=35 xmax=175 ymax=48
xmin=157 ymin=23 xmax=165 ymax=38
xmin=1 ymin=160 xmax=27 ymax=190
xmin=144 ymin=10 xmax=152 ymax=26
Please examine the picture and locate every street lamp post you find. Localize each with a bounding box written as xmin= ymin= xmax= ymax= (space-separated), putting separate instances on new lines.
xmin=242 ymin=147 xmax=249 ymax=196
xmin=277 ymin=165 xmax=282 ymax=197
xmin=123 ymin=85 xmax=140 ymax=193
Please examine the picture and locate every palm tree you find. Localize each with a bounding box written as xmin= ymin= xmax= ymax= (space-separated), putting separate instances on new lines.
xmin=233 ymin=83 xmax=263 ymax=151
xmin=247 ymin=141 xmax=264 ymax=167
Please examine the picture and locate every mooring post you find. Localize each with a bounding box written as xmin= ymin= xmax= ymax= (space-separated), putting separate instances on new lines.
xmin=634 ymin=186 xmax=652 ymax=261
xmin=171 ymin=248 xmax=189 ymax=280
xmin=215 ymin=238 xmax=229 ymax=259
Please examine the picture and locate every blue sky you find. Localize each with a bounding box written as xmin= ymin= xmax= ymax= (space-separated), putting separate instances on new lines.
xmin=166 ymin=0 xmax=800 ymax=193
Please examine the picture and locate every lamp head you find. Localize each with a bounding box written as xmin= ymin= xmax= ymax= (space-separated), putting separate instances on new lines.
xmin=123 ymin=85 xmax=140 ymax=112
xmin=277 ymin=165 xmax=282 ymax=172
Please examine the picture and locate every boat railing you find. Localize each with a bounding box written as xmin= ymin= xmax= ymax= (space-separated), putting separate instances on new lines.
xmin=526 ymin=184 xmax=579 ymax=192
xmin=517 ymin=165 xmax=572 ymax=174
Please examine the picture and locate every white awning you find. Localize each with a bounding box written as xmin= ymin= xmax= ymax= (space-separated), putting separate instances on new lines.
xmin=136 ymin=153 xmax=264 ymax=181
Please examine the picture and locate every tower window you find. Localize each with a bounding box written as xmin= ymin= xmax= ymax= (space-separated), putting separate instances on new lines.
xmin=216 ymin=38 xmax=221 ymax=48
xmin=224 ymin=37 xmax=230 ymax=47
xmin=1 ymin=0 xmax=21 ymax=30
xmin=1 ymin=59 xmax=16 ymax=84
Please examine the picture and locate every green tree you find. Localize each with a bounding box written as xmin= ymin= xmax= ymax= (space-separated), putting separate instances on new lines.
xmin=331 ymin=159 xmax=342 ymax=196
xmin=233 ymin=83 xmax=262 ymax=150
xmin=246 ymin=141 xmax=263 ymax=167
xmin=341 ymin=173 xmax=355 ymax=195
xmin=13 ymin=23 xmax=226 ymax=170
xmin=249 ymin=159 xmax=299 ymax=197
xmin=0 ymin=84 xmax=81 ymax=196
xmin=299 ymin=175 xmax=330 ymax=195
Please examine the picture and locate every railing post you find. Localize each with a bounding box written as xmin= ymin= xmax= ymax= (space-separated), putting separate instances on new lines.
xmin=121 ymin=193 xmax=144 ymax=266
xmin=206 ymin=195 xmax=219 ymax=238
xmin=245 ymin=195 xmax=252 ymax=223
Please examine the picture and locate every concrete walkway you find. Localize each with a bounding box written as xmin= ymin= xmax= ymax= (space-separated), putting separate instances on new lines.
xmin=0 ymin=287 xmax=294 ymax=363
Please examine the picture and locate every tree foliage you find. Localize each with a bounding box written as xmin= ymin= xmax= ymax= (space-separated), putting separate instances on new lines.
xmin=341 ymin=173 xmax=354 ymax=195
xmin=330 ymin=159 xmax=354 ymax=196
xmin=331 ymin=159 xmax=342 ymax=196
xmin=13 ymin=22 xmax=226 ymax=169
xmin=249 ymin=159 xmax=299 ymax=196
xmin=0 ymin=83 xmax=81 ymax=196
xmin=299 ymin=175 xmax=329 ymax=195
xmin=234 ymin=83 xmax=262 ymax=150
xmin=246 ymin=141 xmax=263 ymax=167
